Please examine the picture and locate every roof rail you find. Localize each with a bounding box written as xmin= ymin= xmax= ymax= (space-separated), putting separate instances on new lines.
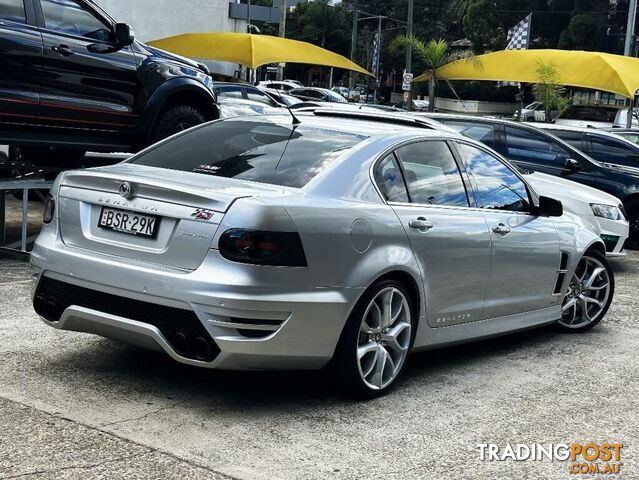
xmin=309 ymin=108 xmax=437 ymax=130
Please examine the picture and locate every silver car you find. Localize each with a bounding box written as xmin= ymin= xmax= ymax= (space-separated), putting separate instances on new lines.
xmin=31 ymin=111 xmax=615 ymax=397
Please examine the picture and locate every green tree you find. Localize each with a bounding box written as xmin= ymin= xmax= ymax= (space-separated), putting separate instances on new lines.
xmin=533 ymin=61 xmax=569 ymax=119
xmin=390 ymin=37 xmax=451 ymax=111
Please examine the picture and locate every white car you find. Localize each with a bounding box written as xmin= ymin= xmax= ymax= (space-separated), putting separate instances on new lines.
xmin=256 ymin=80 xmax=301 ymax=92
xmin=555 ymin=105 xmax=639 ymax=129
xmin=525 ymin=172 xmax=628 ymax=256
xmin=514 ymin=101 xmax=544 ymax=121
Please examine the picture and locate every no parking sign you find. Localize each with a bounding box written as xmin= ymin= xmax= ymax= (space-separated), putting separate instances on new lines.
xmin=402 ymin=72 xmax=413 ymax=91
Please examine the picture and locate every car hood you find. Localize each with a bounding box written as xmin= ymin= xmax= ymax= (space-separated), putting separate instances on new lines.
xmin=144 ymin=44 xmax=204 ymax=71
xmin=525 ymin=172 xmax=622 ymax=214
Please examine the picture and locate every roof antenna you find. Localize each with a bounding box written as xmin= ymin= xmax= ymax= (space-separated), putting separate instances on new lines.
xmin=284 ymin=103 xmax=301 ymax=125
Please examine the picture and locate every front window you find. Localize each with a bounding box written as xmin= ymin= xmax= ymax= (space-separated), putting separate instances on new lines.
xmin=456 ymin=143 xmax=530 ymax=212
xmin=504 ymin=126 xmax=572 ymax=167
xmin=129 ymin=119 xmax=365 ymax=188
xmin=394 ymin=141 xmax=469 ymax=207
xmin=41 ymin=0 xmax=114 ymax=42
xmin=588 ymin=135 xmax=639 ymax=166
xmin=215 ymin=86 xmax=243 ymax=100
xmin=245 ymin=89 xmax=278 ymax=107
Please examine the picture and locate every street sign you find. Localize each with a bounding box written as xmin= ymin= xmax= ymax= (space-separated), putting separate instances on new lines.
xmin=402 ymin=72 xmax=413 ymax=91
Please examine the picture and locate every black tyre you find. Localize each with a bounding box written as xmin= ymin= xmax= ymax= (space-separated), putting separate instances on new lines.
xmin=150 ymin=104 xmax=206 ymax=145
xmin=558 ymin=250 xmax=614 ymax=333
xmin=625 ymin=201 xmax=639 ymax=250
xmin=333 ymin=279 xmax=415 ymax=399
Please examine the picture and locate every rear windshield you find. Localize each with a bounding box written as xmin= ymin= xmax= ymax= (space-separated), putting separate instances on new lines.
xmin=561 ymin=106 xmax=617 ymax=122
xmin=129 ymin=119 xmax=366 ymax=188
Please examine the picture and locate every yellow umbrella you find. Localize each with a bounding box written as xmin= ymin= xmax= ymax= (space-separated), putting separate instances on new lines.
xmin=414 ymin=49 xmax=639 ymax=98
xmin=148 ymin=32 xmax=372 ymax=76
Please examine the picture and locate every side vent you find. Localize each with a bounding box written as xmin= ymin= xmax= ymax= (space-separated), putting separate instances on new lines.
xmin=554 ymin=252 xmax=570 ymax=294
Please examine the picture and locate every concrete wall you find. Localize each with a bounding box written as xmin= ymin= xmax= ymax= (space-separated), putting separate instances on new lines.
xmin=435 ymin=97 xmax=517 ymax=115
xmin=94 ymin=0 xmax=246 ymax=75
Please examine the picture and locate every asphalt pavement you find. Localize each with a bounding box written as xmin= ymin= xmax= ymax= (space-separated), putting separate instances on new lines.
xmin=1 ymin=254 xmax=638 ymax=479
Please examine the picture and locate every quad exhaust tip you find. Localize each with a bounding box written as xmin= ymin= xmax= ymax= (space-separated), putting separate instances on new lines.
xmin=169 ymin=331 xmax=214 ymax=361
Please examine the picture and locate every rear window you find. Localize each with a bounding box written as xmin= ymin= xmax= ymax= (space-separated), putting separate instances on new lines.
xmin=129 ymin=119 xmax=365 ymax=188
xmin=560 ymin=106 xmax=617 ymax=122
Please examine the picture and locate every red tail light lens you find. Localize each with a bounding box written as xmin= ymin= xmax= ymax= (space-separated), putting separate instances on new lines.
xmin=218 ymin=229 xmax=307 ymax=266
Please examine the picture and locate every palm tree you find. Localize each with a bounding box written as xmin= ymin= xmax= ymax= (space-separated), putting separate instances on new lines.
xmin=389 ymin=37 xmax=451 ymax=112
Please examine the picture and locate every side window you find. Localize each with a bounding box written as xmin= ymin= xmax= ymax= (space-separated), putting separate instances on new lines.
xmin=374 ymin=154 xmax=409 ymax=203
xmin=41 ymin=0 xmax=114 ymax=42
xmin=395 ymin=141 xmax=469 ymax=207
xmin=245 ymin=89 xmax=277 ymax=107
xmin=552 ymin=130 xmax=583 ymax=150
xmin=588 ymin=135 xmax=639 ymax=166
xmin=441 ymin=120 xmax=496 ymax=149
xmin=0 ymin=0 xmax=25 ymax=23
xmin=457 ymin=143 xmax=530 ymax=212
xmin=216 ymin=86 xmax=243 ymax=100
xmin=504 ymin=126 xmax=571 ymax=166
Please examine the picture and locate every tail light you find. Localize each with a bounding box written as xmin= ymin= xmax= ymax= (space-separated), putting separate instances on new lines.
xmin=218 ymin=229 xmax=307 ymax=266
xmin=43 ymin=194 xmax=55 ymax=224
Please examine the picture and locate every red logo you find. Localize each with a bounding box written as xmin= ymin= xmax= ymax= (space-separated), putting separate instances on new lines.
xmin=191 ymin=208 xmax=215 ymax=221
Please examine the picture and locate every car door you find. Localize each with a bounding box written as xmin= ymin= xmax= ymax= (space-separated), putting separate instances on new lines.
xmin=35 ymin=0 xmax=138 ymax=133
xmin=375 ymin=140 xmax=492 ymax=327
xmin=502 ymin=125 xmax=594 ymax=186
xmin=454 ymin=141 xmax=561 ymax=319
xmin=0 ymin=0 xmax=42 ymax=124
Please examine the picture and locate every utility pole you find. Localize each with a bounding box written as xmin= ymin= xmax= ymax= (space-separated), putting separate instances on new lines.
xmin=374 ymin=15 xmax=382 ymax=104
xmin=625 ymin=0 xmax=638 ymax=126
xmin=624 ymin=0 xmax=637 ymax=56
xmin=276 ymin=0 xmax=287 ymax=81
xmin=349 ymin=1 xmax=358 ymax=90
xmin=405 ymin=0 xmax=413 ymax=109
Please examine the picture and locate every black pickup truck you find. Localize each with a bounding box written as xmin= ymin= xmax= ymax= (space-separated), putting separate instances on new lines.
xmin=0 ymin=0 xmax=219 ymax=173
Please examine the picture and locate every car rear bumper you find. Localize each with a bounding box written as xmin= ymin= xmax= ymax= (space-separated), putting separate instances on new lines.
xmin=30 ymin=234 xmax=362 ymax=371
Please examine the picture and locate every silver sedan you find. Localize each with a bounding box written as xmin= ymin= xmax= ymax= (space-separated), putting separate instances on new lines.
xmin=31 ymin=111 xmax=615 ymax=397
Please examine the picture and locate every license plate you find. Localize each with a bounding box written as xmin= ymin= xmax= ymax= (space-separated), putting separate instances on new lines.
xmin=98 ymin=207 xmax=159 ymax=237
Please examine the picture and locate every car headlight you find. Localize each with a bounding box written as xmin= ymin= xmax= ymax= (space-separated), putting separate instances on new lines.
xmin=590 ymin=203 xmax=624 ymax=221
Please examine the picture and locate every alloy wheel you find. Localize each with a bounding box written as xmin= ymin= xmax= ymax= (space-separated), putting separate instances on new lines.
xmin=357 ymin=287 xmax=411 ymax=390
xmin=560 ymin=255 xmax=611 ymax=329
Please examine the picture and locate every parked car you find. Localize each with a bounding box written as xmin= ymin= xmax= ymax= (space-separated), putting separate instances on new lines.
xmin=536 ymin=124 xmax=639 ymax=168
xmin=213 ymin=82 xmax=284 ymax=118
xmin=555 ymin=105 xmax=639 ymax=128
xmin=394 ymin=99 xmax=430 ymax=112
xmin=418 ymin=113 xmax=639 ymax=249
xmin=330 ymin=86 xmax=360 ymax=102
xmin=0 ymin=0 xmax=221 ymax=172
xmin=288 ymin=87 xmax=348 ymax=103
xmin=256 ymin=80 xmax=301 ymax=92
xmin=514 ymin=101 xmax=544 ymax=121
xmin=32 ymin=110 xmax=613 ymax=397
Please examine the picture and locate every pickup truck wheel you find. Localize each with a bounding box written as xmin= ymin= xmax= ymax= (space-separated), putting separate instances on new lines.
xmin=151 ymin=105 xmax=206 ymax=144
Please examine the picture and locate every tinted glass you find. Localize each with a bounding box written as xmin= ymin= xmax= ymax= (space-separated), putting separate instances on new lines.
xmin=395 ymin=141 xmax=468 ymax=207
xmin=129 ymin=120 xmax=365 ymax=188
xmin=216 ymin=86 xmax=243 ymax=100
xmin=0 ymin=0 xmax=25 ymax=23
xmin=505 ymin=126 xmax=571 ymax=166
xmin=588 ymin=134 xmax=639 ymax=166
xmin=442 ymin=120 xmax=496 ymax=149
xmin=41 ymin=0 xmax=113 ymax=41
xmin=457 ymin=143 xmax=530 ymax=212
xmin=549 ymin=130 xmax=583 ymax=150
xmin=561 ymin=106 xmax=617 ymax=122
xmin=245 ymin=89 xmax=278 ymax=107
xmin=373 ymin=154 xmax=409 ymax=203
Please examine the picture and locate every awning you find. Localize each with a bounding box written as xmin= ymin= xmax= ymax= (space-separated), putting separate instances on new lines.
xmin=148 ymin=32 xmax=372 ymax=76
xmin=414 ymin=49 xmax=639 ymax=98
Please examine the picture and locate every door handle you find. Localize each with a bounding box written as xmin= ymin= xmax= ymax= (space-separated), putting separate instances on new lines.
xmin=51 ymin=44 xmax=74 ymax=57
xmin=408 ymin=217 xmax=434 ymax=232
xmin=492 ymin=223 xmax=512 ymax=236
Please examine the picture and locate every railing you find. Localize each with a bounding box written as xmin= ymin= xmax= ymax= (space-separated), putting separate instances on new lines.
xmin=0 ymin=179 xmax=53 ymax=257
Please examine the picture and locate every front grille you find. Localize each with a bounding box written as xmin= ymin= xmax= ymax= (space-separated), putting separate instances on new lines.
xmin=34 ymin=276 xmax=219 ymax=362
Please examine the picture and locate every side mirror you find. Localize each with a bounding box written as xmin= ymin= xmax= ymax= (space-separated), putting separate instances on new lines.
xmin=115 ymin=23 xmax=134 ymax=46
xmin=565 ymin=158 xmax=580 ymax=171
xmin=538 ymin=196 xmax=563 ymax=217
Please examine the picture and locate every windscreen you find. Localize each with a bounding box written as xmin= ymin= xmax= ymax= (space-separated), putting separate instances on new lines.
xmin=129 ymin=119 xmax=365 ymax=188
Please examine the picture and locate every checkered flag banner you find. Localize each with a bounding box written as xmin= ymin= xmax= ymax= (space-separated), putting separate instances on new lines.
xmin=506 ymin=13 xmax=532 ymax=50
xmin=500 ymin=13 xmax=532 ymax=87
